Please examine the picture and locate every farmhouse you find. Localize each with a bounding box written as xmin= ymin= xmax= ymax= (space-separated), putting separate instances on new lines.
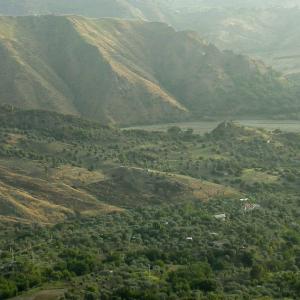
xmin=214 ymin=214 xmax=226 ymax=221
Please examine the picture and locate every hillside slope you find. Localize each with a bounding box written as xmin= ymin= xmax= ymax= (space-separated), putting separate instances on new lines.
xmin=1 ymin=109 xmax=300 ymax=300
xmin=171 ymin=7 xmax=300 ymax=78
xmin=0 ymin=165 xmax=122 ymax=224
xmin=0 ymin=15 xmax=299 ymax=124
xmin=0 ymin=15 xmax=190 ymax=125
xmin=2 ymin=1 xmax=300 ymax=80
xmin=155 ymin=1 xmax=300 ymax=79
xmin=1 ymin=105 xmax=299 ymax=225
xmin=0 ymin=107 xmax=242 ymax=224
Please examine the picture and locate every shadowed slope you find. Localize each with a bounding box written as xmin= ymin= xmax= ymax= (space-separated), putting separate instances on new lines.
xmin=0 ymin=165 xmax=122 ymax=224
xmin=0 ymin=15 xmax=188 ymax=125
xmin=0 ymin=15 xmax=298 ymax=124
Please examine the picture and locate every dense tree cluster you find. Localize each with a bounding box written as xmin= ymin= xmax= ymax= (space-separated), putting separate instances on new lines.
xmin=1 ymin=192 xmax=300 ymax=299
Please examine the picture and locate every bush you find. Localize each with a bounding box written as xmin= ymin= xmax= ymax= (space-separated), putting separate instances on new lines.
xmin=0 ymin=277 xmax=17 ymax=299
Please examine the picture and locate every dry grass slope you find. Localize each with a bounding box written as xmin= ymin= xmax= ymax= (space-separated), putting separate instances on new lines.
xmin=0 ymin=161 xmax=239 ymax=224
xmin=85 ymin=166 xmax=240 ymax=208
xmin=0 ymin=165 xmax=122 ymax=224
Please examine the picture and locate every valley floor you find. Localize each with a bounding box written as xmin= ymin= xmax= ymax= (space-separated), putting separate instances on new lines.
xmin=124 ymin=119 xmax=300 ymax=134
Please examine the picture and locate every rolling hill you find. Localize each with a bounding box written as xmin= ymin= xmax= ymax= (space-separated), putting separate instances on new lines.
xmin=84 ymin=166 xmax=238 ymax=208
xmin=0 ymin=160 xmax=238 ymax=224
xmin=0 ymin=106 xmax=241 ymax=224
xmin=0 ymin=104 xmax=299 ymax=226
xmin=0 ymin=15 xmax=299 ymax=125
xmin=0 ymin=164 xmax=122 ymax=224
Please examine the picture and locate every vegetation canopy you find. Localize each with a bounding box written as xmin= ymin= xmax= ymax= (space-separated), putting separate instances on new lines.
xmin=0 ymin=108 xmax=299 ymax=299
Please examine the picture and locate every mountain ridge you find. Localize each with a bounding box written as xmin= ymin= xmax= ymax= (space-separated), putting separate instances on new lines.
xmin=0 ymin=15 xmax=299 ymax=125
xmin=2 ymin=0 xmax=300 ymax=78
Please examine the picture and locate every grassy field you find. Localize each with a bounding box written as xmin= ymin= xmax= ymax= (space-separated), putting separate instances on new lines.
xmin=124 ymin=120 xmax=300 ymax=133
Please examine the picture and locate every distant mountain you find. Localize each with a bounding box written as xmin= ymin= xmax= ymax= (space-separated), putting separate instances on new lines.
xmin=169 ymin=6 xmax=300 ymax=78
xmin=157 ymin=1 xmax=300 ymax=79
xmin=162 ymin=0 xmax=300 ymax=9
xmin=2 ymin=0 xmax=300 ymax=81
xmin=0 ymin=0 xmax=169 ymax=21
xmin=0 ymin=15 xmax=298 ymax=125
xmin=1 ymin=0 xmax=299 ymax=18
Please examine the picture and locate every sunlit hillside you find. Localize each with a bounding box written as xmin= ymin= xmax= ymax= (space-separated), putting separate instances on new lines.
xmin=0 ymin=15 xmax=298 ymax=125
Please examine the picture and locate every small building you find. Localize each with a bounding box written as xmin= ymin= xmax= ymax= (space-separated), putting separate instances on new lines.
xmin=240 ymin=198 xmax=249 ymax=202
xmin=186 ymin=237 xmax=193 ymax=241
xmin=243 ymin=203 xmax=260 ymax=212
xmin=214 ymin=214 xmax=226 ymax=221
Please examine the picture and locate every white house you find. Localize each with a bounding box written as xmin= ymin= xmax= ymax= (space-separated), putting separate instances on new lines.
xmin=214 ymin=214 xmax=226 ymax=221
